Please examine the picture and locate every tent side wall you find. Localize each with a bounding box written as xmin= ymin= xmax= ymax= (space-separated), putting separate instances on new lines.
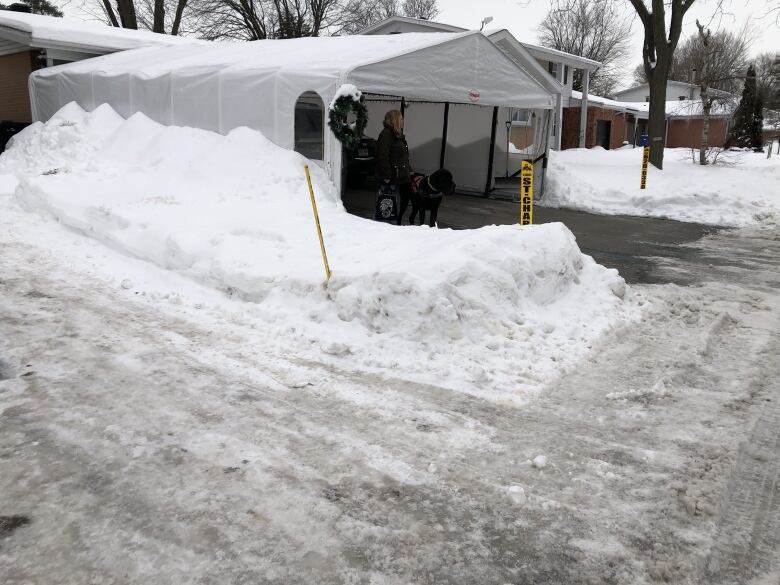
xmin=28 ymin=32 xmax=556 ymax=195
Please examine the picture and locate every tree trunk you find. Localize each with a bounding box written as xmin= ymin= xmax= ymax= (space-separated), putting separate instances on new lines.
xmin=102 ymin=0 xmax=121 ymax=27
xmin=116 ymin=0 xmax=138 ymax=29
xmin=171 ymin=0 xmax=188 ymax=35
xmin=700 ymin=92 xmax=711 ymax=166
xmin=153 ymin=0 xmax=165 ymax=33
xmin=647 ymin=63 xmax=668 ymax=170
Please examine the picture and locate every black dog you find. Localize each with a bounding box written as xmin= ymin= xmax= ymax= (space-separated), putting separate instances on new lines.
xmin=407 ymin=169 xmax=456 ymax=227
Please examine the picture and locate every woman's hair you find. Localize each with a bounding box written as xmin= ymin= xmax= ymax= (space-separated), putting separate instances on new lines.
xmin=384 ymin=110 xmax=404 ymax=133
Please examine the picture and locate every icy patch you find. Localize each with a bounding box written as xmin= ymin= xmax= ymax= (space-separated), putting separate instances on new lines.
xmin=1 ymin=103 xmax=642 ymax=401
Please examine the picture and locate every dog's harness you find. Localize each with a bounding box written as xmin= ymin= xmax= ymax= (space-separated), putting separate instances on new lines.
xmin=410 ymin=173 xmax=443 ymax=199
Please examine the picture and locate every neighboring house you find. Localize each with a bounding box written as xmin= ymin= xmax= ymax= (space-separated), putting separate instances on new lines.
xmin=614 ymin=82 xmax=738 ymax=148
xmin=359 ymin=16 xmax=603 ymax=152
xmin=567 ymin=91 xmax=648 ymax=149
xmin=0 ymin=9 xmax=196 ymax=140
xmin=613 ymin=80 xmax=731 ymax=103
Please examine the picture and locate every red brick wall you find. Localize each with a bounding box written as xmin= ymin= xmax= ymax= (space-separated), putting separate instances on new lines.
xmin=666 ymin=118 xmax=730 ymax=148
xmin=560 ymin=106 xmax=629 ymax=150
xmin=0 ymin=51 xmax=40 ymax=123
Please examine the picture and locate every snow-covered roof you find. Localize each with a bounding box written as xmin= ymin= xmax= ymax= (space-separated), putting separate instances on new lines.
xmin=569 ymin=90 xmax=736 ymax=118
xmin=33 ymin=31 xmax=553 ymax=109
xmin=0 ymin=11 xmax=200 ymax=54
xmin=570 ymin=90 xmax=648 ymax=117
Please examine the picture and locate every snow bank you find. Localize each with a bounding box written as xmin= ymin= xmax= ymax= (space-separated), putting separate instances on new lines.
xmin=0 ymin=104 xmax=640 ymax=401
xmin=545 ymin=147 xmax=780 ymax=227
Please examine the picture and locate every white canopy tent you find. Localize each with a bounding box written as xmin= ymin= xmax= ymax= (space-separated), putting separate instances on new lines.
xmin=29 ymin=31 xmax=555 ymax=193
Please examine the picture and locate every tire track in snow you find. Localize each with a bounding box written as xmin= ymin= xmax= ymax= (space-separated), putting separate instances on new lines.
xmin=700 ymin=337 xmax=780 ymax=585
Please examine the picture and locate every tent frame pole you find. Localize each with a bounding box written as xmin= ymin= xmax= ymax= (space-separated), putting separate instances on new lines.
xmin=484 ymin=106 xmax=499 ymax=195
xmin=439 ymin=102 xmax=450 ymax=169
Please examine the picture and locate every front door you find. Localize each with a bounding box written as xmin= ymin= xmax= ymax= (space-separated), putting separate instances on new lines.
xmin=596 ymin=120 xmax=612 ymax=149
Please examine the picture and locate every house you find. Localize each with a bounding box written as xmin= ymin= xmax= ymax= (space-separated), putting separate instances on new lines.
xmin=613 ymin=80 xmax=731 ymax=103
xmin=614 ymin=81 xmax=737 ymax=148
xmin=0 ymin=8 xmax=197 ymax=145
xmin=359 ymin=15 xmax=606 ymax=151
xmin=28 ymin=32 xmax=556 ymax=195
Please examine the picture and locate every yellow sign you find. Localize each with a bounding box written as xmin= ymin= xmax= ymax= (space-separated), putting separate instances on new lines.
xmin=520 ymin=160 xmax=534 ymax=225
xmin=640 ymin=146 xmax=650 ymax=189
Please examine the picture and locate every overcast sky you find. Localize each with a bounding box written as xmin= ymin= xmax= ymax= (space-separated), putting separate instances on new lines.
xmin=60 ymin=0 xmax=777 ymax=91
xmin=437 ymin=0 xmax=778 ymax=89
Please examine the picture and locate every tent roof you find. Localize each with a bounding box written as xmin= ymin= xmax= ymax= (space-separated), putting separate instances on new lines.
xmin=34 ymin=31 xmax=555 ymax=109
xmin=0 ymin=11 xmax=200 ymax=54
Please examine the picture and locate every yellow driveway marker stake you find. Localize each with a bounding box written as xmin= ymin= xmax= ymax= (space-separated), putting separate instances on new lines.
xmin=520 ymin=160 xmax=534 ymax=225
xmin=639 ymin=134 xmax=650 ymax=189
xmin=304 ymin=165 xmax=331 ymax=282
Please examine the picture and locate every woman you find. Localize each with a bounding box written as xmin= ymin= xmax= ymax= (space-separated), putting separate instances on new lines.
xmin=376 ymin=109 xmax=411 ymax=225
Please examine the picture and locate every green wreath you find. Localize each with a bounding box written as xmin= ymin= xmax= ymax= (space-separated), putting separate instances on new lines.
xmin=328 ymin=91 xmax=368 ymax=151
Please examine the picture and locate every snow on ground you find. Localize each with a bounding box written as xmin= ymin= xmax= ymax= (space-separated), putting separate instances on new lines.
xmin=545 ymin=146 xmax=780 ymax=227
xmin=0 ymin=103 xmax=640 ymax=402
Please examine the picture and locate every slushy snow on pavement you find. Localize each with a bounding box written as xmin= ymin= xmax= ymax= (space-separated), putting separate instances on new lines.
xmin=0 ymin=103 xmax=640 ymax=402
xmin=545 ymin=146 xmax=780 ymax=227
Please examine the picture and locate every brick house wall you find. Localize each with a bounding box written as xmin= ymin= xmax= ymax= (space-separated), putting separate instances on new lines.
xmin=666 ymin=118 xmax=730 ymax=148
xmin=560 ymin=106 xmax=629 ymax=150
xmin=0 ymin=50 xmax=42 ymax=123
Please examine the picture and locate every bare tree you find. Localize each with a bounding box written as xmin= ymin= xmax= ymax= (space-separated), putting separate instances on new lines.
xmin=538 ymin=0 xmax=633 ymax=97
xmin=628 ymin=0 xmax=697 ymax=170
xmin=401 ymin=0 xmax=436 ymax=20
xmin=632 ymin=26 xmax=750 ymax=92
xmin=673 ymin=27 xmax=749 ymax=92
xmin=336 ymin=0 xmax=439 ymax=35
xmin=325 ymin=0 xmax=395 ymax=35
xmin=754 ymin=52 xmax=778 ymax=108
xmin=695 ymin=19 xmax=714 ymax=165
xmin=100 ymin=0 xmax=191 ymax=34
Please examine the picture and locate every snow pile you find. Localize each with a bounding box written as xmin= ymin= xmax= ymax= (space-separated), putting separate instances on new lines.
xmin=0 ymin=104 xmax=640 ymax=401
xmin=545 ymin=147 xmax=780 ymax=227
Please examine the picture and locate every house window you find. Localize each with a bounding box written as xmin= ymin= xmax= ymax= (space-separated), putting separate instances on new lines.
xmin=294 ymin=91 xmax=324 ymax=161
xmin=563 ymin=65 xmax=569 ymax=85
xmin=547 ymin=61 xmax=558 ymax=78
xmin=511 ymin=109 xmax=532 ymax=126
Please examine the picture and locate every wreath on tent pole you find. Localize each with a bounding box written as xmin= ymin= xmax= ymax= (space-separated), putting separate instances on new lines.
xmin=328 ymin=85 xmax=368 ymax=151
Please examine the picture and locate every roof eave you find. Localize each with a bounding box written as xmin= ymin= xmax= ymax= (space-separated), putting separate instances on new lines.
xmin=520 ymin=42 xmax=601 ymax=71
xmin=358 ymin=15 xmax=467 ymax=35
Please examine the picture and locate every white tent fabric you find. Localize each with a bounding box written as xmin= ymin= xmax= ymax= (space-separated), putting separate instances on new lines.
xmin=0 ymin=11 xmax=199 ymax=52
xmin=29 ymin=31 xmax=554 ymax=191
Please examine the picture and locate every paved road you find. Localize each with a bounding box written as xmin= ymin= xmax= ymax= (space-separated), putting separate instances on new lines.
xmin=342 ymin=189 xmax=717 ymax=285
xmin=2 ymin=191 xmax=779 ymax=583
